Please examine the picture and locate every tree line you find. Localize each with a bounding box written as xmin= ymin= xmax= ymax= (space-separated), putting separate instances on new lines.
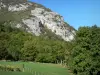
xmin=0 ymin=22 xmax=72 ymax=64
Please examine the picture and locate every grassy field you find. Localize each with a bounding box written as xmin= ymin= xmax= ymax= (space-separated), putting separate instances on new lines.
xmin=0 ymin=61 xmax=72 ymax=75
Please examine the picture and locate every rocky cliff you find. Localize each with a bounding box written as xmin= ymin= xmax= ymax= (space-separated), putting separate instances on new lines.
xmin=0 ymin=0 xmax=75 ymax=41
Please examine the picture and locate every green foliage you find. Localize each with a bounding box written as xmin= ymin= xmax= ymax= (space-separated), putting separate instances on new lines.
xmin=0 ymin=40 xmax=9 ymax=60
xmin=8 ymin=32 xmax=25 ymax=60
xmin=70 ymin=25 xmax=100 ymax=75
xmin=0 ymin=22 xmax=71 ymax=64
xmin=21 ymin=40 xmax=38 ymax=61
xmin=0 ymin=23 xmax=10 ymax=59
xmin=0 ymin=64 xmax=21 ymax=72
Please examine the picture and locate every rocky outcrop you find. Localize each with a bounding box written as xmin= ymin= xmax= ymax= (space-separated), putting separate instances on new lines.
xmin=0 ymin=0 xmax=75 ymax=41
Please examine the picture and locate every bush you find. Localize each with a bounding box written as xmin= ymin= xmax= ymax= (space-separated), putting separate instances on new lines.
xmin=0 ymin=64 xmax=22 ymax=72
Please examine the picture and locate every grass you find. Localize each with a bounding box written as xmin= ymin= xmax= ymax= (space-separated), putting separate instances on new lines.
xmin=0 ymin=61 xmax=72 ymax=75
xmin=0 ymin=71 xmax=33 ymax=75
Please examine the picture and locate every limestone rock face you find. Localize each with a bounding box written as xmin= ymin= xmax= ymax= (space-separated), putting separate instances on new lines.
xmin=0 ymin=0 xmax=75 ymax=41
xmin=22 ymin=17 xmax=42 ymax=36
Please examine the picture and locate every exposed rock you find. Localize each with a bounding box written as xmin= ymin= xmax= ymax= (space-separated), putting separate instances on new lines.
xmin=22 ymin=17 xmax=42 ymax=36
xmin=0 ymin=0 xmax=75 ymax=41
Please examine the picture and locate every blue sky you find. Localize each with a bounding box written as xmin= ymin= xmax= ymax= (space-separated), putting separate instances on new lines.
xmin=29 ymin=0 xmax=100 ymax=29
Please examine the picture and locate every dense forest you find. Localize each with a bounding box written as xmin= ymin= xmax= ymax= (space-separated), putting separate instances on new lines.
xmin=0 ymin=22 xmax=72 ymax=63
xmin=69 ymin=25 xmax=100 ymax=75
xmin=0 ymin=22 xmax=100 ymax=75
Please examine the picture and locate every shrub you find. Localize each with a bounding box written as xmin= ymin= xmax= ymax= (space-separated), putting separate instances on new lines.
xmin=0 ymin=64 xmax=22 ymax=72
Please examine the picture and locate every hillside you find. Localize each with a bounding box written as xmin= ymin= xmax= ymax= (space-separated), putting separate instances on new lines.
xmin=0 ymin=0 xmax=75 ymax=41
